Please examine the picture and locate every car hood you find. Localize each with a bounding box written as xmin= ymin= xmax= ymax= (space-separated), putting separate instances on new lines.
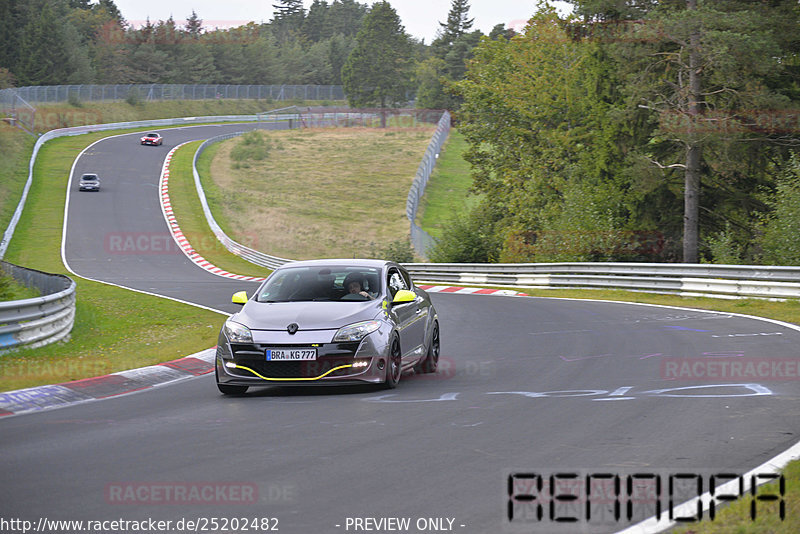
xmin=234 ymin=300 xmax=384 ymax=331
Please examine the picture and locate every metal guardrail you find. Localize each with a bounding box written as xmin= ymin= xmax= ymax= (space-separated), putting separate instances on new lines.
xmin=402 ymin=262 xmax=800 ymax=299
xmin=0 ymin=261 xmax=76 ymax=352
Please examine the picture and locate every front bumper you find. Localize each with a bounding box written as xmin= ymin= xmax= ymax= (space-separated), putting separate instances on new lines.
xmin=215 ymin=332 xmax=389 ymax=387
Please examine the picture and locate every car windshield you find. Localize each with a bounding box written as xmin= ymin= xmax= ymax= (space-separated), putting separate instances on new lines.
xmin=146 ymin=133 xmax=158 ymax=137
xmin=81 ymin=175 xmax=98 ymax=180
xmin=256 ymin=265 xmax=382 ymax=303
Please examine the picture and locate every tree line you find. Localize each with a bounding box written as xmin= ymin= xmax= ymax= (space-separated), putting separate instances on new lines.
xmin=0 ymin=0 xmax=517 ymax=109
xmin=431 ymin=0 xmax=800 ymax=265
xmin=7 ymin=0 xmax=797 ymax=265
xmin=0 ymin=0 xmax=368 ymax=87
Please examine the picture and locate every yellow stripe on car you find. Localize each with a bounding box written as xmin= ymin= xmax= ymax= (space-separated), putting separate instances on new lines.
xmin=232 ymin=364 xmax=354 ymax=381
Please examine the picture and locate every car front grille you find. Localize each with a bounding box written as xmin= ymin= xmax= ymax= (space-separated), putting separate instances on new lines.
xmin=229 ymin=342 xmax=362 ymax=379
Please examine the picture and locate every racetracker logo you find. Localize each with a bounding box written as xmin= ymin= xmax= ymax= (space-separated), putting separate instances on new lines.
xmin=661 ymin=358 xmax=800 ymax=381
xmin=13 ymin=108 xmax=103 ymax=131
xmin=104 ymin=232 xmax=261 ymax=255
xmin=105 ymin=482 xmax=258 ymax=505
xmin=405 ymin=357 xmax=493 ymax=381
xmin=104 ymin=233 xmax=182 ymax=255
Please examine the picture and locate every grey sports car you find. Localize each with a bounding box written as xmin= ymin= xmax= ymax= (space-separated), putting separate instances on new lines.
xmin=215 ymin=259 xmax=440 ymax=395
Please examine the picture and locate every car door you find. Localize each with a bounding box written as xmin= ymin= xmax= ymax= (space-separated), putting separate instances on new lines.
xmin=387 ymin=267 xmax=426 ymax=365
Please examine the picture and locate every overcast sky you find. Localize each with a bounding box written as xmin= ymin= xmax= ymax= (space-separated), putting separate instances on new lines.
xmin=112 ymin=0 xmax=573 ymax=43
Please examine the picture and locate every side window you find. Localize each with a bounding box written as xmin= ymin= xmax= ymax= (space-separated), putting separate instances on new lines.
xmin=399 ymin=267 xmax=413 ymax=290
xmin=387 ymin=269 xmax=407 ymax=298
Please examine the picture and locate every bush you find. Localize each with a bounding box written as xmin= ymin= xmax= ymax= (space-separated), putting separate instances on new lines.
xmin=230 ymin=131 xmax=270 ymax=165
xmin=428 ymin=202 xmax=502 ymax=263
xmin=125 ymin=89 xmax=143 ymax=107
xmin=0 ymin=273 xmax=39 ymax=301
xmin=0 ymin=274 xmax=11 ymax=300
xmin=383 ymin=237 xmax=415 ymax=263
xmin=702 ymin=222 xmax=744 ymax=264
xmin=67 ymin=91 xmax=83 ymax=108
xmin=758 ymin=153 xmax=800 ymax=265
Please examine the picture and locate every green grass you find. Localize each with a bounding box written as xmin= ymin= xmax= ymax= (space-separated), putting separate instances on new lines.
xmin=0 ymin=130 xmax=227 ymax=392
xmin=0 ymin=125 xmax=36 ymax=240
xmin=27 ymin=98 xmax=339 ymax=133
xmin=671 ymin=460 xmax=799 ymax=533
xmin=509 ymin=287 xmax=800 ymax=326
xmin=0 ymin=273 xmax=40 ymax=301
xmin=206 ymin=127 xmax=435 ymax=260
xmin=418 ymin=129 xmax=480 ymax=238
xmin=168 ymin=141 xmax=270 ymax=278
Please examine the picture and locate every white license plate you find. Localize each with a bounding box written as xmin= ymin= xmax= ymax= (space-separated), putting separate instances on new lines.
xmin=266 ymin=348 xmax=317 ymax=361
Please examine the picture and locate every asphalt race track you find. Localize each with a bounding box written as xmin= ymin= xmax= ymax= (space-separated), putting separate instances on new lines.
xmin=2 ymin=124 xmax=800 ymax=533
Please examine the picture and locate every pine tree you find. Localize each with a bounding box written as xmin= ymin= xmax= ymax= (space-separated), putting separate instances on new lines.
xmin=303 ymin=0 xmax=329 ymax=42
xmin=341 ymin=1 xmax=412 ymax=121
xmin=327 ymin=0 xmax=368 ymax=38
xmin=97 ymin=0 xmax=123 ymax=23
xmin=15 ymin=0 xmax=73 ymax=85
xmin=0 ymin=0 xmax=22 ymax=75
xmin=568 ymin=0 xmax=800 ymax=262
xmin=438 ymin=0 xmax=473 ymax=43
xmin=185 ymin=10 xmax=203 ymax=38
xmin=271 ymin=0 xmax=305 ymax=42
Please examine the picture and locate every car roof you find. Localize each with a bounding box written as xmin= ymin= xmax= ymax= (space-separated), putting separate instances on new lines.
xmin=80 ymin=173 xmax=98 ymax=178
xmin=276 ymin=259 xmax=391 ymax=270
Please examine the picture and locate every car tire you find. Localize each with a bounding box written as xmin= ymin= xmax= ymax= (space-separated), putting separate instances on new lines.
xmin=216 ymin=367 xmax=248 ymax=395
xmin=414 ymin=321 xmax=439 ymax=374
xmin=384 ymin=336 xmax=402 ymax=389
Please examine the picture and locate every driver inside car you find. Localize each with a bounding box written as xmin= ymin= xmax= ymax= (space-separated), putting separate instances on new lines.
xmin=344 ymin=273 xmax=374 ymax=299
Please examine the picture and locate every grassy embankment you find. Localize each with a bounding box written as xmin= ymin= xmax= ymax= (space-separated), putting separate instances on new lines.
xmin=200 ymin=126 xmax=435 ymax=260
xmin=417 ymin=129 xmax=480 ymax=239
xmin=23 ymin=98 xmax=321 ymax=133
xmin=671 ymin=458 xmax=799 ymax=533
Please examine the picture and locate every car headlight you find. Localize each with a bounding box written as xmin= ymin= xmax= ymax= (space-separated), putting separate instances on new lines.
xmin=333 ymin=320 xmax=381 ymax=342
xmin=224 ymin=320 xmax=253 ymax=343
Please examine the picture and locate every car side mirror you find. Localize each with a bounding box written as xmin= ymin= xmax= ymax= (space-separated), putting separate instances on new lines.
xmin=389 ymin=289 xmax=416 ymax=306
xmin=232 ymin=291 xmax=248 ymax=305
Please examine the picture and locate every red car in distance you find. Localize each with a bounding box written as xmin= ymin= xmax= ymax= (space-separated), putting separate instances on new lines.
xmin=140 ymin=132 xmax=163 ymax=146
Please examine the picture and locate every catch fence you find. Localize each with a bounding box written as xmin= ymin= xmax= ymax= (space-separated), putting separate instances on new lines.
xmin=0 ymin=84 xmax=344 ymax=105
